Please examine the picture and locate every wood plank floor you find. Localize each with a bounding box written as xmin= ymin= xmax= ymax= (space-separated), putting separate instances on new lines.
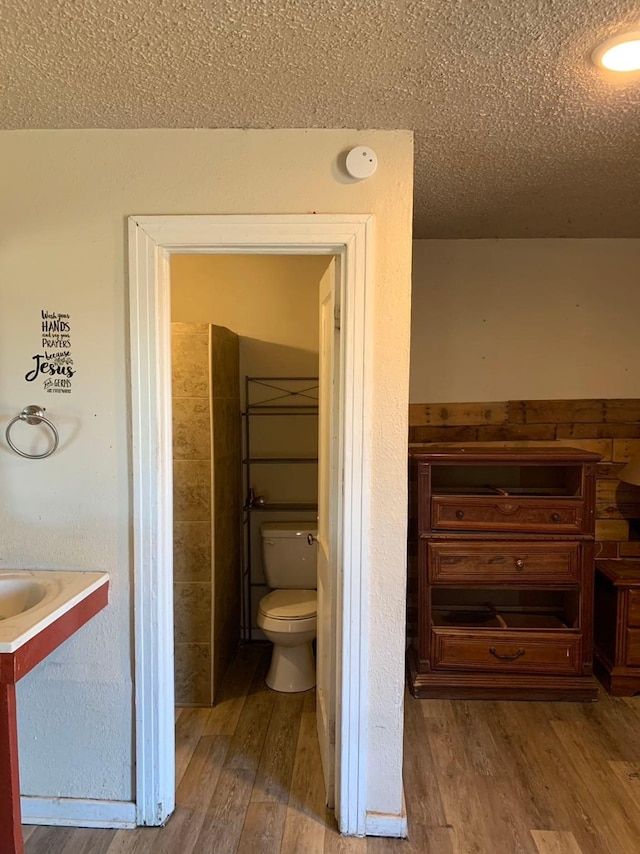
xmin=24 ymin=647 xmax=640 ymax=853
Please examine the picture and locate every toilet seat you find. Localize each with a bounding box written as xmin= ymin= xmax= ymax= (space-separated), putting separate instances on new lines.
xmin=258 ymin=612 xmax=317 ymax=635
xmin=258 ymin=589 xmax=317 ymax=621
xmin=257 ymin=589 xmax=317 ymax=636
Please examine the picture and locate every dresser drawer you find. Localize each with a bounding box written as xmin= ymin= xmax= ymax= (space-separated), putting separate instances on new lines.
xmin=428 ymin=541 xmax=581 ymax=585
xmin=431 ymin=496 xmax=584 ymax=533
xmin=431 ymin=628 xmax=582 ymax=675
xmin=628 ymin=591 xmax=640 ymax=627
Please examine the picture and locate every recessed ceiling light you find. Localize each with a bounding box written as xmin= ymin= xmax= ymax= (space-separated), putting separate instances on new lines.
xmin=592 ymin=31 xmax=640 ymax=72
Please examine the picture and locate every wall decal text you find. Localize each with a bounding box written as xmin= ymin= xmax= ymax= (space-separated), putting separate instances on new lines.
xmin=25 ymin=310 xmax=76 ymax=394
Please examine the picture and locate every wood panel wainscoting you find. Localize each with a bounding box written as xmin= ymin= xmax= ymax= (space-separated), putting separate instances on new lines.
xmin=407 ymin=398 xmax=640 ymax=694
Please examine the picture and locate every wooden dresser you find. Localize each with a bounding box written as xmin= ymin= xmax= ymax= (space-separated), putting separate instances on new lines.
xmin=408 ymin=446 xmax=601 ymax=701
xmin=594 ymin=559 xmax=640 ymax=696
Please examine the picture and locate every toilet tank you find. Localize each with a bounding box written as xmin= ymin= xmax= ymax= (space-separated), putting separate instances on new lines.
xmin=260 ymin=522 xmax=317 ymax=589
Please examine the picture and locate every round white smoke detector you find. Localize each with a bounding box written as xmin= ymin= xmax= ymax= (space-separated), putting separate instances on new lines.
xmin=345 ymin=146 xmax=378 ymax=179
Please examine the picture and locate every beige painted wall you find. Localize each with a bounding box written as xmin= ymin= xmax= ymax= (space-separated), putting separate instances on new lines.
xmin=172 ymin=254 xmax=329 ymax=381
xmin=0 ymin=129 xmax=413 ymax=819
xmin=411 ymin=239 xmax=640 ymax=403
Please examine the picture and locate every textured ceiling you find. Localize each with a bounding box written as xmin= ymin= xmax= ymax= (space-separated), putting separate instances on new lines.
xmin=1 ymin=0 xmax=639 ymax=237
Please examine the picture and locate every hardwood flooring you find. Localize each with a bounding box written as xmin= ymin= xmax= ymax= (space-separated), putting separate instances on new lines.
xmin=23 ymin=647 xmax=640 ymax=853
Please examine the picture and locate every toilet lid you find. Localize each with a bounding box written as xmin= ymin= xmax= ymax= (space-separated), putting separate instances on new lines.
xmin=259 ymin=589 xmax=317 ymax=620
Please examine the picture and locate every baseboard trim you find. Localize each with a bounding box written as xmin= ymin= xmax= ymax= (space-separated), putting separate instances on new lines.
xmin=21 ymin=796 xmax=137 ymax=829
xmin=365 ymin=809 xmax=408 ymax=838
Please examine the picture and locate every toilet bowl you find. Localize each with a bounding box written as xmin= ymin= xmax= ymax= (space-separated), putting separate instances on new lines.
xmin=257 ymin=589 xmax=317 ymax=692
xmin=258 ymin=523 xmax=318 ymax=693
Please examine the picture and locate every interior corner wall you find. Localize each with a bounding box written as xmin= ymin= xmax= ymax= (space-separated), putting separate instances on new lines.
xmin=171 ymin=253 xmax=326 ymax=349
xmin=171 ymin=253 xmax=326 ymax=391
xmin=0 ymin=129 xmax=413 ymax=820
xmin=410 ymin=239 xmax=640 ymax=404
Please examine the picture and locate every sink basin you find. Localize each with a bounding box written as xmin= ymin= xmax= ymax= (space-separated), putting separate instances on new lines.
xmin=0 ymin=577 xmax=48 ymax=620
xmin=0 ymin=570 xmax=109 ymax=653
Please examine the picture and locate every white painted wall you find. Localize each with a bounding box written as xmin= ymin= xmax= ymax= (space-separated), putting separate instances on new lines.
xmin=411 ymin=239 xmax=640 ymax=403
xmin=0 ymin=129 xmax=413 ymax=819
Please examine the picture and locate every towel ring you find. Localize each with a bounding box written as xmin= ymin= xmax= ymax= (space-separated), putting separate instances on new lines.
xmin=6 ymin=405 xmax=59 ymax=459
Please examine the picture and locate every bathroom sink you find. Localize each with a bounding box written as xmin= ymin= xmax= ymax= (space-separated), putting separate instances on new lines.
xmin=0 ymin=569 xmax=109 ymax=854
xmin=0 ymin=577 xmax=48 ymax=621
xmin=0 ymin=569 xmax=109 ymax=653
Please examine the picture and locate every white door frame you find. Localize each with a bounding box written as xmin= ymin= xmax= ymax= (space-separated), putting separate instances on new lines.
xmin=128 ymin=214 xmax=374 ymax=835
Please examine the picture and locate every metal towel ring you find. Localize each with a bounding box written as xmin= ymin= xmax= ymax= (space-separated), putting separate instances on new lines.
xmin=6 ymin=405 xmax=59 ymax=459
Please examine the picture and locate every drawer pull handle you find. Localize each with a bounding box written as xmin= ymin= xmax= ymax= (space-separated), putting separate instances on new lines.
xmin=551 ymin=513 xmax=561 ymax=522
xmin=455 ymin=510 xmax=465 ymax=519
xmin=515 ymin=559 xmax=525 ymax=570
xmin=489 ymin=647 xmax=525 ymax=661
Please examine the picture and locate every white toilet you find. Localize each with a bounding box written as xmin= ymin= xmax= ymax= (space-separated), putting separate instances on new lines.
xmin=257 ymin=522 xmax=317 ymax=693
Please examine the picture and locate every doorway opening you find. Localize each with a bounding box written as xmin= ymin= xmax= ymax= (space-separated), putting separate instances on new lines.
xmin=128 ymin=215 xmax=375 ymax=836
xmin=169 ymin=254 xmax=328 ymax=704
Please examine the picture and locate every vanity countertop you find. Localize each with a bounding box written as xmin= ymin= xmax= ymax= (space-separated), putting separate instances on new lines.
xmin=0 ymin=570 xmax=109 ymax=654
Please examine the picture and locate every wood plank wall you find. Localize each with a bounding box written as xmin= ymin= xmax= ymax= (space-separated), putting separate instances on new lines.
xmin=408 ymin=398 xmax=640 ymax=555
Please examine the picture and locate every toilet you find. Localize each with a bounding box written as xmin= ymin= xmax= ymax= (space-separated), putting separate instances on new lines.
xmin=257 ymin=522 xmax=317 ymax=693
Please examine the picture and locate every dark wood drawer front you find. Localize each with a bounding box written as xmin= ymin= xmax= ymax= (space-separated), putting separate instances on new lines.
xmin=432 ymin=629 xmax=582 ymax=675
xmin=628 ymin=591 xmax=640 ymax=627
xmin=429 ymin=542 xmax=580 ymax=585
xmin=626 ymin=629 xmax=640 ymax=666
xmin=431 ymin=497 xmax=584 ymax=533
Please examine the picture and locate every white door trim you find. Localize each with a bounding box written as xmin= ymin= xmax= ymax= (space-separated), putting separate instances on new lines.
xmin=128 ymin=214 xmax=374 ymax=835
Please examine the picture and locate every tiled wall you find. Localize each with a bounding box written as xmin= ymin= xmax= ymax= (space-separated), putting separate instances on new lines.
xmin=210 ymin=325 xmax=241 ymax=702
xmin=171 ymin=323 xmax=241 ymax=705
xmin=172 ymin=323 xmax=213 ymax=705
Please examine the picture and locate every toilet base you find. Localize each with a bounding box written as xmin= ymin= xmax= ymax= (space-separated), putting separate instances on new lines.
xmin=266 ymin=641 xmax=316 ymax=693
